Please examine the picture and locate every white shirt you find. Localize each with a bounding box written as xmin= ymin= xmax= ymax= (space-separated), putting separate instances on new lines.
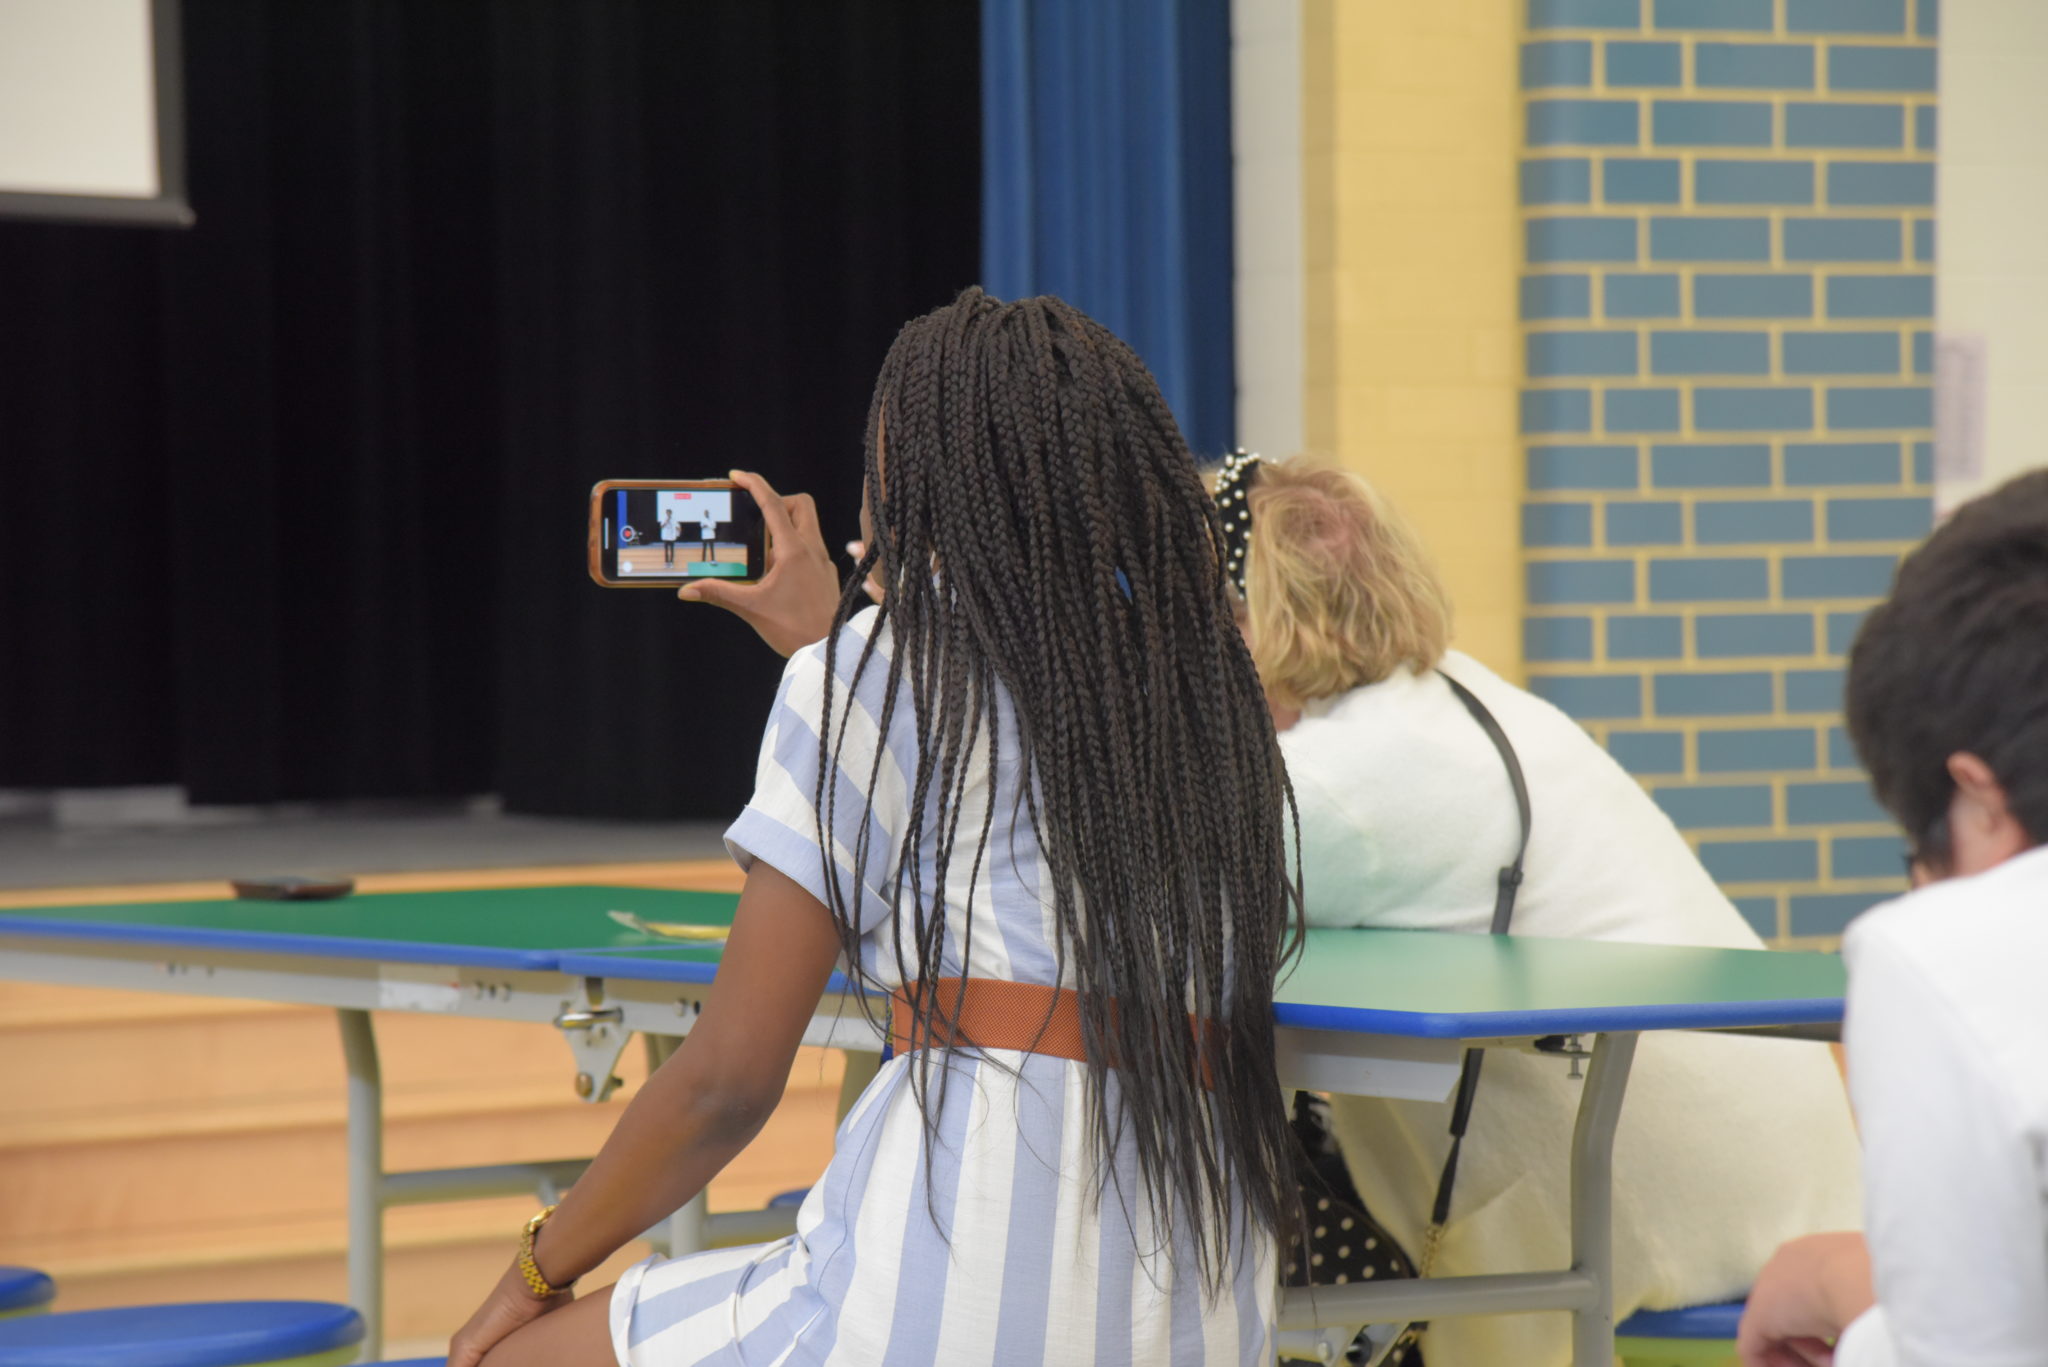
xmin=1285 ymin=650 xmax=1770 ymax=947
xmin=1834 ymin=844 xmax=2048 ymax=1367
xmin=699 ymin=513 xmax=718 ymax=539
xmin=659 ymin=514 xmax=679 ymax=542
xmin=1282 ymin=652 xmax=1864 ymax=1367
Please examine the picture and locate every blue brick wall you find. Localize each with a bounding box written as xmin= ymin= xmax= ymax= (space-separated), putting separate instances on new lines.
xmin=1611 ymin=613 xmax=1687 ymax=656
xmin=1521 ymin=0 xmax=1934 ymax=943
xmin=1789 ymin=102 xmax=1907 ymax=147
xmin=1606 ymin=272 xmax=1683 ymax=315
xmin=1608 ymin=501 xmax=1686 ymax=543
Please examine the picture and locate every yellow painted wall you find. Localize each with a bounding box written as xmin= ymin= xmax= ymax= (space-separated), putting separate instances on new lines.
xmin=1937 ymin=0 xmax=2048 ymax=508
xmin=1301 ymin=0 xmax=1524 ymax=680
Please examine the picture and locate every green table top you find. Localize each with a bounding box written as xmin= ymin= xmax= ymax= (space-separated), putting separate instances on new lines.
xmin=0 ymin=885 xmax=735 ymax=971
xmin=1271 ymin=927 xmax=1843 ymax=1037
xmin=559 ymin=919 xmax=1847 ymax=1040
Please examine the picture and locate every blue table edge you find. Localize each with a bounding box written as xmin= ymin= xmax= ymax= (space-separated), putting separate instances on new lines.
xmin=556 ymin=950 xmax=857 ymax=997
xmin=0 ymin=917 xmax=845 ymax=986
xmin=555 ymin=950 xmax=1840 ymax=1036
xmin=1270 ymin=994 xmax=1843 ymax=1037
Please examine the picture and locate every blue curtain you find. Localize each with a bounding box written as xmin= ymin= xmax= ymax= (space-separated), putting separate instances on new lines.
xmin=982 ymin=0 xmax=1236 ymax=458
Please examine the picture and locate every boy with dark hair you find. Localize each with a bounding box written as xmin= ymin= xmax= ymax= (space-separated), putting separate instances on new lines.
xmin=1739 ymin=469 xmax=2048 ymax=1367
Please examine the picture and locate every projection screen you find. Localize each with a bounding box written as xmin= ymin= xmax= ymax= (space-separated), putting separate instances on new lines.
xmin=0 ymin=0 xmax=190 ymax=226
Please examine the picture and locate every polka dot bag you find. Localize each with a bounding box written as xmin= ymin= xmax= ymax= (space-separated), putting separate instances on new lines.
xmin=1286 ymin=1091 xmax=1425 ymax=1366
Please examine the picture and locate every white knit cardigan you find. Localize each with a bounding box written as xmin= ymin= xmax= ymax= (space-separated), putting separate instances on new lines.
xmin=1281 ymin=650 xmax=1865 ymax=1367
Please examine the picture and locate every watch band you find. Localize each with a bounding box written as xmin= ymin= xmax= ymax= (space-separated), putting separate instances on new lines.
xmin=517 ymin=1204 xmax=571 ymax=1299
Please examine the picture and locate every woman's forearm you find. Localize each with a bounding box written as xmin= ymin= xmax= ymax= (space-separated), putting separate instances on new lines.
xmin=526 ymin=1043 xmax=784 ymax=1286
xmin=513 ymin=859 xmax=845 ymax=1288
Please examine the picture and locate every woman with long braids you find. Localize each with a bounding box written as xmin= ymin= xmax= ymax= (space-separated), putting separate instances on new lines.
xmin=449 ymin=288 xmax=1301 ymax=1367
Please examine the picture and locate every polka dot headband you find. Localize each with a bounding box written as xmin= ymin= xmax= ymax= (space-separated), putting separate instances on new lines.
xmin=1213 ymin=449 xmax=1262 ymax=596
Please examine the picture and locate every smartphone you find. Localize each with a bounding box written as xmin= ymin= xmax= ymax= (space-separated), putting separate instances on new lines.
xmin=588 ymin=479 xmax=767 ymax=586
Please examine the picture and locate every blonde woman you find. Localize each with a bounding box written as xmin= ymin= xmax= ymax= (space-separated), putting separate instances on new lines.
xmin=1219 ymin=454 xmax=1864 ymax=1367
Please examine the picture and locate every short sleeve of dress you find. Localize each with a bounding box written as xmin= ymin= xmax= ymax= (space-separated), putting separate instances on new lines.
xmin=724 ymin=608 xmax=913 ymax=935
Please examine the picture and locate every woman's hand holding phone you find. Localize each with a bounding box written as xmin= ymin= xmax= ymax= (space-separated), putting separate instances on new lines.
xmin=678 ymin=470 xmax=842 ymax=656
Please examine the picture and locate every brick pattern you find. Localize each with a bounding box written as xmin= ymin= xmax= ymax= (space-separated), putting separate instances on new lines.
xmin=1519 ymin=0 xmax=1935 ymax=944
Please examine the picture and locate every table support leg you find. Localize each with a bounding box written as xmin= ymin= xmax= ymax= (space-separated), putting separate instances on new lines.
xmin=644 ymin=1031 xmax=681 ymax=1071
xmin=338 ymin=1008 xmax=384 ymax=1362
xmin=836 ymin=1049 xmax=880 ymax=1122
xmin=635 ymin=1033 xmax=709 ymax=1261
xmin=1568 ymin=1030 xmax=1638 ymax=1367
xmin=662 ymin=1190 xmax=709 ymax=1259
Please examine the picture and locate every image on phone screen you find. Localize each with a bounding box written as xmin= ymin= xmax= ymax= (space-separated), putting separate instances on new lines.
xmin=597 ymin=485 xmax=765 ymax=583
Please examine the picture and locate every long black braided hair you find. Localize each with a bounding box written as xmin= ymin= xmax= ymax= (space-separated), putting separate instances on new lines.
xmin=816 ymin=288 xmax=1303 ymax=1289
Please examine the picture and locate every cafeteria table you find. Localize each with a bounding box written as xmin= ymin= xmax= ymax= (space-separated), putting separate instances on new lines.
xmin=0 ymin=885 xmax=1845 ymax=1364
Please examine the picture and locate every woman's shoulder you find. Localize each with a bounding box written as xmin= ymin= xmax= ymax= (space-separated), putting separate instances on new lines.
xmin=1280 ymin=662 xmax=1476 ymax=778
xmin=767 ymin=608 xmax=904 ymax=739
xmin=1282 ymin=667 xmax=1525 ymax=928
xmin=1846 ymin=848 xmax=2048 ymax=1002
xmin=1288 ymin=661 xmax=1441 ymax=732
xmin=1279 ymin=668 xmax=1508 ymax=860
xmin=783 ymin=606 xmax=891 ymax=678
xmin=1434 ymin=649 xmax=1548 ymax=715
xmin=1434 ymin=649 xmax=1628 ymax=769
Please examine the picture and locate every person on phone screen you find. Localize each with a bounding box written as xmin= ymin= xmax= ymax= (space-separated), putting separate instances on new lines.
xmin=1738 ymin=469 xmax=2048 ymax=1367
xmin=698 ymin=506 xmax=717 ymax=563
xmin=658 ymin=508 xmax=678 ymax=567
xmin=449 ymin=289 xmax=1299 ymax=1367
xmin=1222 ymin=455 xmax=1863 ymax=1367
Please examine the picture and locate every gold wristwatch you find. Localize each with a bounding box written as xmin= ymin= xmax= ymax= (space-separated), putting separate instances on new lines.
xmin=517 ymin=1204 xmax=571 ymax=1299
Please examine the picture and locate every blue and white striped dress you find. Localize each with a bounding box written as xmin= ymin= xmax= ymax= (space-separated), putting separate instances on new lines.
xmin=607 ymin=607 xmax=1278 ymax=1366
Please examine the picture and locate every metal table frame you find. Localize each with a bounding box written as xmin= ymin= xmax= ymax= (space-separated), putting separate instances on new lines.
xmin=0 ymin=933 xmax=889 ymax=1360
xmin=0 ymin=928 xmax=1822 ymax=1367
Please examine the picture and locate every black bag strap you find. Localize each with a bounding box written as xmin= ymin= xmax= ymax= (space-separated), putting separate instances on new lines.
xmin=1425 ymin=670 xmax=1531 ymax=1236
xmin=1438 ymin=672 xmax=1531 ymax=937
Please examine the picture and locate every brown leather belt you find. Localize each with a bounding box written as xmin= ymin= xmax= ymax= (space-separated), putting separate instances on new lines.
xmin=888 ymin=977 xmax=1215 ymax=1086
xmin=889 ymin=977 xmax=1090 ymax=1062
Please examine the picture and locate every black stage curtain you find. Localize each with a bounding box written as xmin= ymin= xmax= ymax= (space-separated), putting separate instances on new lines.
xmin=0 ymin=1 xmax=980 ymax=818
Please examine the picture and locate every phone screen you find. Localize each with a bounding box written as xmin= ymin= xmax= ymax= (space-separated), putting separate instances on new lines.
xmin=591 ymin=483 xmax=767 ymax=585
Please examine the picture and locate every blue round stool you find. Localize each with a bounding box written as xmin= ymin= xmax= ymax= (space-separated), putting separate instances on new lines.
xmin=0 ymin=1270 xmax=54 ymax=1319
xmin=0 ymin=1300 xmax=363 ymax=1367
xmin=1616 ymin=1299 xmax=1743 ymax=1367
